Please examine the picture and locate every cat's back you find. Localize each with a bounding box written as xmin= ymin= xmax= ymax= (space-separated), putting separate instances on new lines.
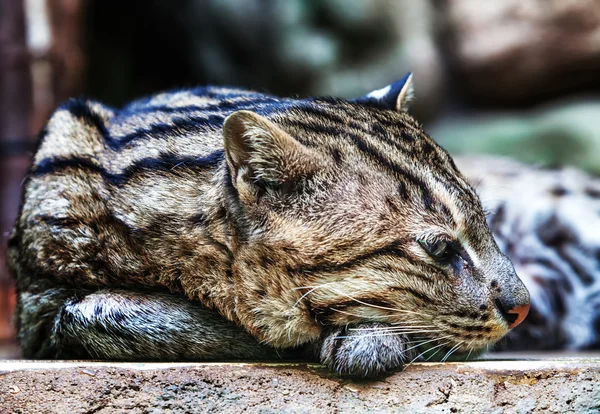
xmin=35 ymin=86 xmax=288 ymax=164
xmin=9 ymin=86 xmax=292 ymax=289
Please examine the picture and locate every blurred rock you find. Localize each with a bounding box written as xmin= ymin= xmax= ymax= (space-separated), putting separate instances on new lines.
xmin=441 ymin=0 xmax=600 ymax=103
xmin=430 ymin=99 xmax=600 ymax=173
xmin=85 ymin=0 xmax=448 ymax=121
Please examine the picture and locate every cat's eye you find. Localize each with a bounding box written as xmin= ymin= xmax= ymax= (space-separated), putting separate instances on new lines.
xmin=418 ymin=239 xmax=452 ymax=260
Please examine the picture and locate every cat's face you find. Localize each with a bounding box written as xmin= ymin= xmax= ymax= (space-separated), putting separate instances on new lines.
xmin=223 ymin=76 xmax=530 ymax=356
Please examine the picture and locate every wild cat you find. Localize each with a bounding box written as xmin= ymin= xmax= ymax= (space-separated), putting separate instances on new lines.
xmin=9 ymin=74 xmax=530 ymax=377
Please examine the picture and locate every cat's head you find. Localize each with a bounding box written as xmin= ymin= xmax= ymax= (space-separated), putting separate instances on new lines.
xmin=222 ymin=74 xmax=530 ymax=359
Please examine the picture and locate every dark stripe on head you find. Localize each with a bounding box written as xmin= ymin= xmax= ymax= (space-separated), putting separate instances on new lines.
xmin=292 ymin=103 xmax=373 ymax=135
xmin=422 ymin=189 xmax=435 ymax=212
xmin=330 ymin=148 xmax=343 ymax=165
xmin=389 ymin=286 xmax=437 ymax=304
xmin=339 ymin=132 xmax=434 ymax=206
xmin=359 ymin=146 xmax=441 ymax=214
xmin=385 ymin=196 xmax=401 ymax=213
xmin=397 ymin=128 xmax=417 ymax=143
xmin=282 ymin=119 xmax=341 ymax=141
xmin=440 ymin=204 xmax=454 ymax=225
xmin=298 ymin=102 xmax=420 ymax=153
xmin=291 ymin=239 xmax=419 ymax=275
xmin=397 ymin=181 xmax=408 ymax=200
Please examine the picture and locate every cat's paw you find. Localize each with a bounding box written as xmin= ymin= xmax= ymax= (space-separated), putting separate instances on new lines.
xmin=319 ymin=323 xmax=409 ymax=378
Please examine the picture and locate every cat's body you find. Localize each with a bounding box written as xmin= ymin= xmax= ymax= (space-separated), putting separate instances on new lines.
xmin=9 ymin=76 xmax=530 ymax=376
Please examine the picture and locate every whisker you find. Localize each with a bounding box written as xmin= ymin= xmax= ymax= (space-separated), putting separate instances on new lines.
xmin=441 ymin=342 xmax=464 ymax=362
xmin=349 ymin=325 xmax=436 ymax=331
xmin=402 ymin=335 xmax=454 ymax=354
xmin=291 ymin=285 xmax=318 ymax=291
xmin=292 ymin=285 xmax=422 ymax=318
xmin=335 ymin=329 xmax=443 ymax=339
xmin=406 ymin=341 xmax=450 ymax=368
xmin=325 ymin=287 xmax=421 ymax=315
xmin=425 ymin=347 xmax=444 ymax=361
xmin=292 ymin=282 xmax=336 ymax=308
xmin=329 ymin=308 xmax=399 ymax=320
xmin=440 ymin=343 xmax=457 ymax=363
xmin=465 ymin=338 xmax=476 ymax=361
xmin=403 ymin=337 xmax=441 ymax=345
xmin=449 ymin=343 xmax=463 ymax=361
xmin=170 ymin=161 xmax=186 ymax=170
xmin=354 ymin=328 xmax=442 ymax=335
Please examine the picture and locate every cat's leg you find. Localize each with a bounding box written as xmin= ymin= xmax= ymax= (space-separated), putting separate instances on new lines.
xmin=18 ymin=281 xmax=413 ymax=376
xmin=17 ymin=282 xmax=280 ymax=360
xmin=316 ymin=323 xmax=412 ymax=377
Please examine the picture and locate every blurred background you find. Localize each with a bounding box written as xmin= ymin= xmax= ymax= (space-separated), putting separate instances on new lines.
xmin=2 ymin=0 xmax=600 ymax=354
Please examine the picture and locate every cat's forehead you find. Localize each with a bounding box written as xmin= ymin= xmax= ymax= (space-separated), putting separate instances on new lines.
xmin=274 ymin=99 xmax=479 ymax=202
xmin=261 ymin=99 xmax=487 ymax=242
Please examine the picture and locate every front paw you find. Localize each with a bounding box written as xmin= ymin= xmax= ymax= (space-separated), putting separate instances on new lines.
xmin=319 ymin=323 xmax=410 ymax=378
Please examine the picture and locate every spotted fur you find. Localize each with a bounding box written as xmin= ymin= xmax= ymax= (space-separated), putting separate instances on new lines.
xmin=9 ymin=76 xmax=529 ymax=377
xmin=456 ymin=156 xmax=600 ymax=351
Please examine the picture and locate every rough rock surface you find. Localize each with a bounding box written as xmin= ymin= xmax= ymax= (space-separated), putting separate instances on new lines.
xmin=1 ymin=359 xmax=599 ymax=413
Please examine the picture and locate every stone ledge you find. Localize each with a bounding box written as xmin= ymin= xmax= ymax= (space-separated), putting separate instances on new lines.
xmin=1 ymin=357 xmax=600 ymax=413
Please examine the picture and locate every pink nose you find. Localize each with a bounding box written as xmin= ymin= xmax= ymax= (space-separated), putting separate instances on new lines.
xmin=507 ymin=304 xmax=530 ymax=329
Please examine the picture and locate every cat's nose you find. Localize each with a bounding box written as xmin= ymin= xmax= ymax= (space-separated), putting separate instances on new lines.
xmin=495 ymin=298 xmax=530 ymax=328
xmin=506 ymin=304 xmax=530 ymax=328
xmin=492 ymin=256 xmax=530 ymax=329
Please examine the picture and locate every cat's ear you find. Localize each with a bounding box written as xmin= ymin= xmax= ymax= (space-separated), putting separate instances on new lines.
xmin=223 ymin=110 xmax=322 ymax=196
xmin=354 ymin=73 xmax=414 ymax=112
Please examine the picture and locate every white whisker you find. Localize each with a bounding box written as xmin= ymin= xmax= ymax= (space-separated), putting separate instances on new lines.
xmin=291 ymin=285 xmax=423 ymax=319
xmin=332 ymin=290 xmax=420 ymax=315
xmin=406 ymin=341 xmax=450 ymax=368
xmin=307 ymin=285 xmax=421 ymax=315
xmin=349 ymin=325 xmax=436 ymax=331
xmin=329 ymin=308 xmax=399 ymax=320
xmin=425 ymin=347 xmax=444 ymax=361
xmin=465 ymin=338 xmax=476 ymax=361
xmin=441 ymin=342 xmax=464 ymax=362
xmin=291 ymin=285 xmax=317 ymax=291
xmin=361 ymin=329 xmax=443 ymax=335
xmin=292 ymin=282 xmax=336 ymax=308
xmin=335 ymin=329 xmax=443 ymax=339
xmin=403 ymin=337 xmax=440 ymax=345
xmin=402 ymin=335 xmax=454 ymax=354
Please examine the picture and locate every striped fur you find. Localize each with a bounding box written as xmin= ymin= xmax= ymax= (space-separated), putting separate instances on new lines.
xmin=8 ymin=79 xmax=529 ymax=376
